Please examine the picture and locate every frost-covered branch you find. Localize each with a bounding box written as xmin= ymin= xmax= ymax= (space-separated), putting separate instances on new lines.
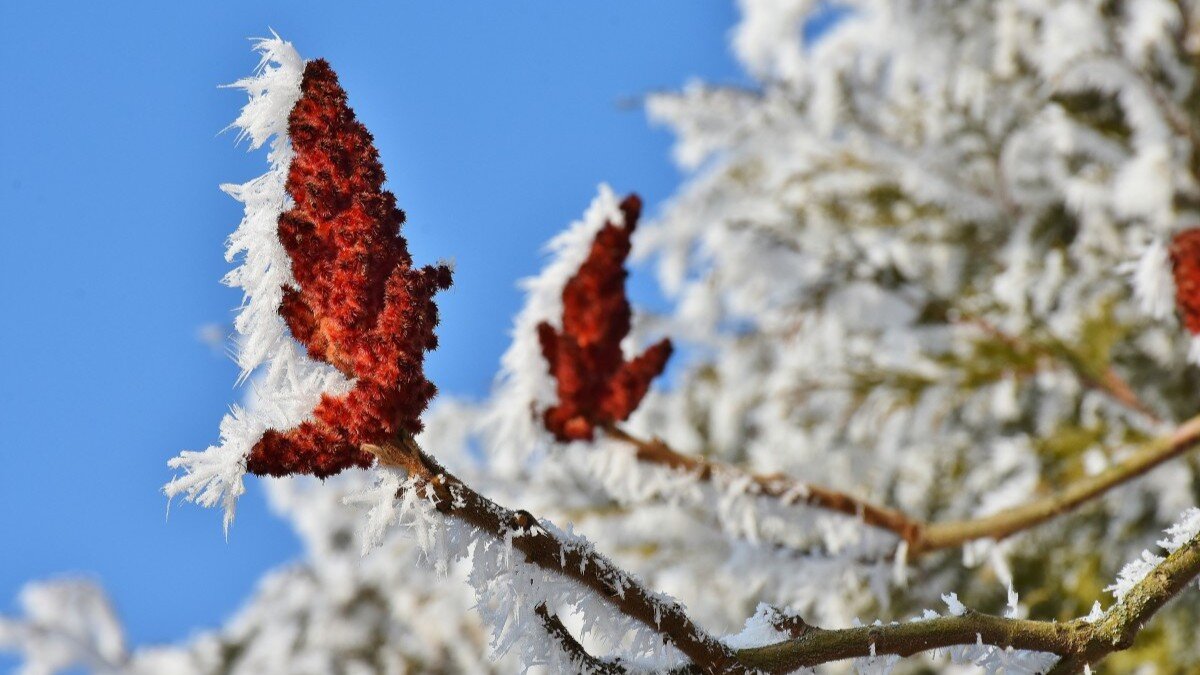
xmin=533 ymin=605 xmax=625 ymax=675
xmin=364 ymin=428 xmax=1200 ymax=674
xmin=734 ymin=613 xmax=1066 ymax=673
xmin=605 ymin=413 xmax=1200 ymax=559
xmin=914 ymin=414 xmax=1200 ymax=554
xmin=363 ymin=435 xmax=741 ymax=673
xmin=601 ymin=424 xmax=923 ymax=544
xmin=733 ymin=520 xmax=1200 ymax=675
xmin=578 ymin=523 xmax=1200 ymax=674
xmin=1047 ymin=509 xmax=1200 ymax=673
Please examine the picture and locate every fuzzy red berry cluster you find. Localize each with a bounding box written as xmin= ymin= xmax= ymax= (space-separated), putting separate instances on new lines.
xmin=1171 ymin=228 xmax=1200 ymax=336
xmin=538 ymin=195 xmax=673 ymax=441
xmin=247 ymin=60 xmax=452 ymax=478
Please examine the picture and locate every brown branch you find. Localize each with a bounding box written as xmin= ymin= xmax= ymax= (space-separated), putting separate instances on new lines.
xmin=959 ymin=314 xmax=1160 ymax=424
xmin=533 ymin=604 xmax=625 ymax=675
xmin=364 ymin=436 xmax=741 ymax=674
xmin=603 ymin=415 xmax=1200 ymax=558
xmin=1046 ymin=528 xmax=1200 ymax=673
xmin=600 ymin=423 xmax=923 ymax=543
xmin=735 ymin=612 xmax=1069 ymax=672
xmin=914 ymin=415 xmax=1200 ymax=553
xmin=736 ymin=528 xmax=1200 ymax=674
xmin=366 ymin=434 xmax=1200 ymax=674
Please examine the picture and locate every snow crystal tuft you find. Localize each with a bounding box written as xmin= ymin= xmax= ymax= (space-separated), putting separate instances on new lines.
xmin=1107 ymin=507 xmax=1200 ymax=602
xmin=1126 ymin=237 xmax=1178 ymax=321
xmin=1157 ymin=507 xmax=1200 ymax=551
xmin=941 ymin=592 xmax=967 ymax=616
xmin=721 ymin=603 xmax=797 ymax=649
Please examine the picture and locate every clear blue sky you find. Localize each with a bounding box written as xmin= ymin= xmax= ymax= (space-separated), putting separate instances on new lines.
xmin=0 ymin=0 xmax=748 ymax=655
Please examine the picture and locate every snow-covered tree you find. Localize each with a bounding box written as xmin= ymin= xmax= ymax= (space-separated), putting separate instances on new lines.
xmin=7 ymin=1 xmax=1200 ymax=672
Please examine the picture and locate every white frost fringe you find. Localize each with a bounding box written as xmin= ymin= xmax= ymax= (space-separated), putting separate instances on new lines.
xmin=165 ymin=34 xmax=351 ymax=533
xmin=1126 ymin=236 xmax=1177 ymax=322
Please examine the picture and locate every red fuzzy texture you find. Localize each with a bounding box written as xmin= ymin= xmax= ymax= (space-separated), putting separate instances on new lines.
xmin=1172 ymin=228 xmax=1200 ymax=336
xmin=247 ymin=59 xmax=452 ymax=478
xmin=538 ymin=194 xmax=673 ymax=441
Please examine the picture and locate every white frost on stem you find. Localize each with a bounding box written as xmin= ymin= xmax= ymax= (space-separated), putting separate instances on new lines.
xmin=342 ymin=471 xmax=689 ymax=672
xmin=841 ymin=587 xmax=1055 ymax=674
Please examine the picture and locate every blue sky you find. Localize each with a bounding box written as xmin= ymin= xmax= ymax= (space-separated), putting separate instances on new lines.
xmin=0 ymin=0 xmax=748 ymax=655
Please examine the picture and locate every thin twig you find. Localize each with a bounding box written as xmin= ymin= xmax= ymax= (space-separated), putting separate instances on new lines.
xmin=601 ymin=423 xmax=923 ymax=542
xmin=915 ymin=415 xmax=1200 ymax=553
xmin=534 ymin=604 xmax=625 ymax=674
xmin=604 ymin=414 xmax=1200 ymax=557
xmin=960 ymin=315 xmax=1161 ymax=424
xmin=737 ymin=525 xmax=1200 ymax=673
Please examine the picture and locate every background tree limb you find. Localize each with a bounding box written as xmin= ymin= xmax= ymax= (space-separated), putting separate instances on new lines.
xmin=605 ymin=414 xmax=1200 ymax=558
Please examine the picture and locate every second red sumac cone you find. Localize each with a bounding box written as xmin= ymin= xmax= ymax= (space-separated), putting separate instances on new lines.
xmin=538 ymin=195 xmax=673 ymax=442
